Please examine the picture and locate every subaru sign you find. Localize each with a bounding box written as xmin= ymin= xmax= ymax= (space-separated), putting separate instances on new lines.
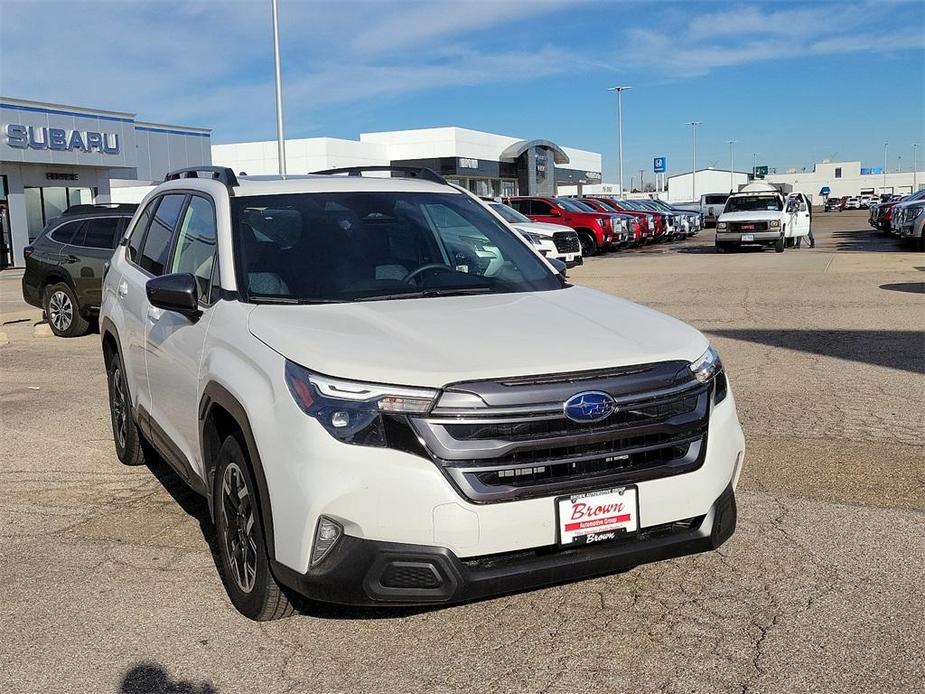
xmin=563 ymin=391 xmax=617 ymax=423
xmin=5 ymin=123 xmax=120 ymax=155
xmin=653 ymin=156 xmax=667 ymax=173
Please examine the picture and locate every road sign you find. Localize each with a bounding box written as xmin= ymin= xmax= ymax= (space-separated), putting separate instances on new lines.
xmin=753 ymin=165 xmax=768 ymax=178
xmin=653 ymin=156 xmax=667 ymax=173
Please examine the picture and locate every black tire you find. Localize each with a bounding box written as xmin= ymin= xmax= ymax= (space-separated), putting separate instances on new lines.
xmin=106 ymin=351 xmax=147 ymax=466
xmin=578 ymin=231 xmax=598 ymax=257
xmin=213 ymin=434 xmax=294 ymax=621
xmin=775 ymin=235 xmax=785 ymax=253
xmin=785 ymin=237 xmax=795 ymax=248
xmin=715 ymin=243 xmax=726 ymax=254
xmin=43 ymin=282 xmax=89 ymax=337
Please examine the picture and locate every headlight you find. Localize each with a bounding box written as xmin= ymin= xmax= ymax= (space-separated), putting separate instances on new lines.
xmin=285 ymin=361 xmax=437 ymax=445
xmin=912 ymin=207 xmax=925 ymax=219
xmin=717 ymin=222 xmax=727 ymax=230
xmin=690 ymin=346 xmax=727 ymax=403
xmin=519 ymin=230 xmax=543 ymax=246
xmin=690 ymin=346 xmax=721 ymax=383
xmin=769 ymin=219 xmax=781 ymax=228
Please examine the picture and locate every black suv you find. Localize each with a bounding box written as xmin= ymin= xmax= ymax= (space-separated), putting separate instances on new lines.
xmin=22 ymin=203 xmax=137 ymax=336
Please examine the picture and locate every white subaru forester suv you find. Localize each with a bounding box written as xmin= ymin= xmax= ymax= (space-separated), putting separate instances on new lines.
xmin=100 ymin=166 xmax=745 ymax=620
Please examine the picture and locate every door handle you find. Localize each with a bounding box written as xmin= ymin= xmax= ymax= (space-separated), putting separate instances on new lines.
xmin=65 ymin=255 xmax=80 ymax=263
xmin=118 ymin=281 xmax=128 ymax=298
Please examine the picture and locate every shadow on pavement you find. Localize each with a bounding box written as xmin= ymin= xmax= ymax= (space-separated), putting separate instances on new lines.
xmin=829 ymin=228 xmax=903 ymax=253
xmin=120 ymin=662 xmax=217 ymax=693
xmin=708 ymin=328 xmax=925 ymax=374
xmin=880 ymin=282 xmax=925 ymax=294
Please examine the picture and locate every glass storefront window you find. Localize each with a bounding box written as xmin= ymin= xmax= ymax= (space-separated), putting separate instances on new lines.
xmin=43 ymin=187 xmax=68 ymax=222
xmin=24 ymin=187 xmax=96 ymax=240
xmin=25 ymin=188 xmax=45 ymax=241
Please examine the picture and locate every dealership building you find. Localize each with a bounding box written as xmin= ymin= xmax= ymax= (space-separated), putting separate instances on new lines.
xmin=0 ymin=97 xmax=211 ymax=267
xmin=212 ymin=127 xmax=603 ymax=199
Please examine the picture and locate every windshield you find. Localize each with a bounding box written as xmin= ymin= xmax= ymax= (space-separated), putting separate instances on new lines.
xmin=231 ymin=191 xmax=562 ymax=303
xmin=724 ymin=195 xmax=783 ymax=213
xmin=704 ymin=195 xmax=729 ymax=205
xmin=489 ymin=202 xmax=531 ymax=224
xmin=556 ymin=198 xmax=592 ymax=212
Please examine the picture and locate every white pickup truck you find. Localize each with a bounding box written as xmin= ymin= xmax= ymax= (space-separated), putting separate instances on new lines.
xmin=715 ymin=184 xmax=812 ymax=253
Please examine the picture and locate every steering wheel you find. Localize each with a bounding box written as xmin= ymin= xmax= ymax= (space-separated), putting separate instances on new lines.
xmin=402 ymin=263 xmax=455 ymax=283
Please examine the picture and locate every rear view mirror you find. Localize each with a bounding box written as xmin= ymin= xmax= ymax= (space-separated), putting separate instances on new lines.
xmin=146 ymin=273 xmax=200 ymax=319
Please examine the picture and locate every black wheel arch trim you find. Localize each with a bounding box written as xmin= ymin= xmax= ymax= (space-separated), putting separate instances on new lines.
xmin=199 ymin=382 xmax=277 ymax=561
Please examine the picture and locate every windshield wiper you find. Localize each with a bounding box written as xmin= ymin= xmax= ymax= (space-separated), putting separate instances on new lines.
xmin=354 ymin=286 xmax=495 ymax=302
xmin=249 ymin=295 xmax=349 ymax=305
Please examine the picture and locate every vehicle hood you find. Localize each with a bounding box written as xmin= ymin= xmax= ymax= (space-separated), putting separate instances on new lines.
xmin=511 ymin=221 xmax=574 ymax=237
xmin=717 ymin=210 xmax=786 ymax=222
xmin=248 ymin=286 xmax=708 ymax=388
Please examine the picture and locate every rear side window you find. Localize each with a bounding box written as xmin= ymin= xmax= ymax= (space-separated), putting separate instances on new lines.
xmin=48 ymin=220 xmax=85 ymax=245
xmin=532 ymin=200 xmax=553 ymax=214
xmin=77 ymin=217 xmax=122 ymax=249
xmin=139 ymin=194 xmax=186 ymax=275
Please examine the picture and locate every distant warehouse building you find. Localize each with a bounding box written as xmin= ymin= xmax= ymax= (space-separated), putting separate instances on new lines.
xmin=0 ymin=97 xmax=211 ymax=267
xmin=765 ymin=161 xmax=924 ymax=204
xmin=666 ymin=168 xmax=751 ymax=203
xmin=212 ymin=127 xmax=602 ymax=198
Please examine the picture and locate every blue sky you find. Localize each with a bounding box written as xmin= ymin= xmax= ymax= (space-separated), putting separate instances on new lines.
xmin=1 ymin=0 xmax=922 ymax=182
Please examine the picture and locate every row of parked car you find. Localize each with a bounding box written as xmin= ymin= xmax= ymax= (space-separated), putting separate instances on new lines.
xmin=494 ymin=195 xmax=702 ymax=259
xmin=868 ymin=188 xmax=925 ymax=249
xmin=824 ymin=194 xmax=900 ymax=212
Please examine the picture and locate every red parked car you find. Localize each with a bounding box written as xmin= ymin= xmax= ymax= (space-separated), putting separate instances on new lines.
xmin=588 ymin=197 xmax=672 ymax=240
xmin=577 ymin=197 xmax=653 ymax=245
xmin=504 ymin=196 xmax=623 ymax=256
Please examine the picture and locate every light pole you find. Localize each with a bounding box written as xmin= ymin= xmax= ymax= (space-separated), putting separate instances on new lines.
xmin=883 ymin=142 xmax=888 ymax=195
xmin=686 ymin=121 xmax=702 ymax=200
xmin=608 ymin=86 xmax=631 ymax=194
xmin=752 ymin=152 xmax=759 ymax=176
xmin=914 ymin=144 xmax=919 ymax=192
xmin=728 ymin=139 xmax=738 ymax=192
xmin=271 ymin=0 xmax=287 ymax=177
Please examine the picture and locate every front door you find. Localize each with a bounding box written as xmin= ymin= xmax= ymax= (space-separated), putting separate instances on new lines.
xmin=788 ymin=194 xmax=810 ymax=237
xmin=145 ymin=194 xmax=219 ymax=478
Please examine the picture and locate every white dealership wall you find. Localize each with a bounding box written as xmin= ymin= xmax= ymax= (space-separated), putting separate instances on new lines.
xmin=765 ymin=161 xmax=925 ymax=204
xmin=666 ymin=169 xmax=751 ymax=203
xmin=0 ymin=97 xmax=211 ymax=266
xmin=211 ymin=127 xmax=602 ymax=179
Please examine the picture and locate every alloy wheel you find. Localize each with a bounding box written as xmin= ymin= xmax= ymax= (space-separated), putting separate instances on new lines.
xmin=110 ymin=366 xmax=128 ymax=449
xmin=48 ymin=290 xmax=73 ymax=331
xmin=221 ymin=462 xmax=258 ymax=593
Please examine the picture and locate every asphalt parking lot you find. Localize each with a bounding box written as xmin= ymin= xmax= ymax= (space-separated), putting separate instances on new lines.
xmin=1 ymin=210 xmax=923 ymax=694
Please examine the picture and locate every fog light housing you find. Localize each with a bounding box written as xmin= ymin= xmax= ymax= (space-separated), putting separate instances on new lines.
xmin=311 ymin=516 xmax=343 ymax=566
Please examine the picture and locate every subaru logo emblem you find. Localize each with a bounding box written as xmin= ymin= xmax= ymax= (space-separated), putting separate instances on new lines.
xmin=563 ymin=391 xmax=617 ymax=423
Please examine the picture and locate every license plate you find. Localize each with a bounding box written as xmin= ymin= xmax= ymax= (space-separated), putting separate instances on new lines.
xmin=557 ymin=486 xmax=638 ymax=546
xmin=741 ymin=233 xmax=754 ymax=242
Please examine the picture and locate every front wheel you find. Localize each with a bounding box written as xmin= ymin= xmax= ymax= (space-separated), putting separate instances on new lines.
xmin=775 ymin=235 xmax=785 ymax=253
xmin=578 ymin=232 xmax=599 ymax=257
xmin=44 ymin=283 xmax=89 ymax=337
xmin=214 ymin=434 xmax=295 ymax=621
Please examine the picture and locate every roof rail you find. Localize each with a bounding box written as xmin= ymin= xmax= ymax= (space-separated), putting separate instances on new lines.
xmin=62 ymin=203 xmax=138 ymax=216
xmin=311 ymin=166 xmax=447 ymax=185
xmin=164 ymin=166 xmax=239 ymax=187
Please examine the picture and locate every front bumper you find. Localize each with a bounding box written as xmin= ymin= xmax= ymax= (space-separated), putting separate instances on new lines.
xmin=272 ymin=483 xmax=738 ymax=607
xmin=716 ymin=230 xmax=780 ymax=244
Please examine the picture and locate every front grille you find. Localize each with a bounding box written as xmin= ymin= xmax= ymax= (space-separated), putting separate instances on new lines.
xmin=552 ymin=231 xmax=581 ymax=253
xmin=410 ymin=362 xmax=712 ymax=503
xmin=730 ymin=221 xmax=769 ymax=232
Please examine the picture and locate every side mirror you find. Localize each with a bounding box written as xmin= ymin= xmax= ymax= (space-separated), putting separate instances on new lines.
xmin=548 ymin=208 xmax=562 ymax=217
xmin=146 ymin=273 xmax=200 ymax=319
xmin=548 ymin=257 xmax=568 ymax=278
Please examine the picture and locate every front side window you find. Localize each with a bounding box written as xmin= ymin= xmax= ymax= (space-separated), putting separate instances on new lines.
xmin=139 ymin=194 xmax=186 ymax=275
xmin=78 ymin=217 xmax=122 ymax=249
xmin=725 ymin=195 xmax=783 ymax=213
xmin=170 ymin=196 xmax=218 ymax=299
xmin=231 ymin=191 xmax=560 ymax=303
xmin=531 ymin=200 xmax=553 ymax=215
